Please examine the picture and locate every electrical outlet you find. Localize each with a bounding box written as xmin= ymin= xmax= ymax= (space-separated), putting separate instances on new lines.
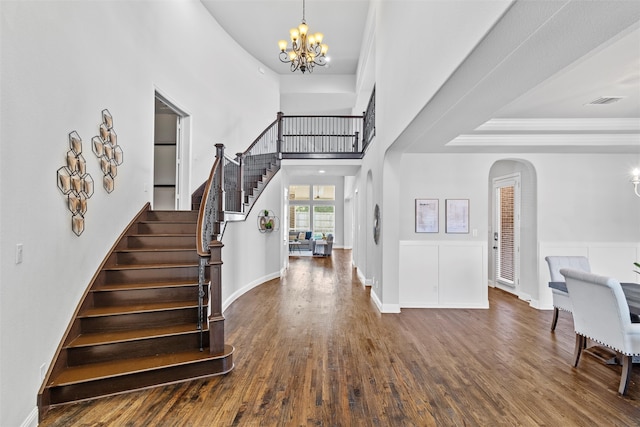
xmin=15 ymin=244 xmax=23 ymax=264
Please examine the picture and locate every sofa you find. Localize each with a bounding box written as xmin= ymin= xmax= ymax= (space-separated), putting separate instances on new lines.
xmin=289 ymin=230 xmax=314 ymax=251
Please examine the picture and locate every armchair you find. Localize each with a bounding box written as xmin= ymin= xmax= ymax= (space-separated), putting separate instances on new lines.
xmin=545 ymin=256 xmax=591 ymax=331
xmin=312 ymin=234 xmax=334 ymax=256
xmin=560 ymin=268 xmax=640 ymax=394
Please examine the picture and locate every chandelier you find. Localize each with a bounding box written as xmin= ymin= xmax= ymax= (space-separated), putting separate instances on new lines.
xmin=278 ymin=0 xmax=328 ymax=73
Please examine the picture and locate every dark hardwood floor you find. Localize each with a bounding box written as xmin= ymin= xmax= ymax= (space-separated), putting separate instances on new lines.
xmin=40 ymin=249 xmax=640 ymax=426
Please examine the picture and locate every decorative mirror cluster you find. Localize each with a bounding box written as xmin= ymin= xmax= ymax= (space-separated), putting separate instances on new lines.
xmin=57 ymin=131 xmax=95 ymax=236
xmin=91 ymin=109 xmax=123 ymax=193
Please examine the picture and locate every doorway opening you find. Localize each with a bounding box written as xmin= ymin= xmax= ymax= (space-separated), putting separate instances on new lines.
xmin=493 ymin=174 xmax=521 ymax=295
xmin=153 ymin=93 xmax=189 ymax=210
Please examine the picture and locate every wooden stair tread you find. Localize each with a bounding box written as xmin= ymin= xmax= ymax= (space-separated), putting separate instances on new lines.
xmin=102 ymin=262 xmax=198 ymax=270
xmin=80 ymin=300 xmax=202 ymax=317
xmin=129 ymin=233 xmax=195 ymax=237
xmin=49 ymin=345 xmax=234 ymax=387
xmin=68 ymin=324 xmax=205 ymax=347
xmin=93 ymin=280 xmax=199 ymax=292
xmin=139 ymin=220 xmax=196 ymax=223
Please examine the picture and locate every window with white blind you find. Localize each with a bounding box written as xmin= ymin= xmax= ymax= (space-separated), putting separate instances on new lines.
xmin=499 ymin=186 xmax=515 ymax=283
xmin=289 ymin=185 xmax=310 ymax=200
xmin=289 ymin=205 xmax=310 ymax=231
xmin=313 ymin=185 xmax=335 ymax=200
xmin=313 ymin=205 xmax=335 ymax=235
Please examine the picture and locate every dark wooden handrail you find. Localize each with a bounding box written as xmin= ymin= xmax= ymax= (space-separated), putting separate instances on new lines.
xmin=242 ymin=117 xmax=279 ymax=157
xmin=196 ymin=153 xmax=222 ymax=256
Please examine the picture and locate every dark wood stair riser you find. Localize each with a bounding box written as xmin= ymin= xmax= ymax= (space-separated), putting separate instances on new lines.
xmin=48 ymin=355 xmax=233 ymax=406
xmin=145 ymin=211 xmax=198 ymax=222
xmin=110 ymin=250 xmax=200 ymax=266
xmin=66 ymin=333 xmax=209 ymax=366
xmin=137 ymin=222 xmax=196 ymax=235
xmin=102 ymin=266 xmax=200 ymax=285
xmin=92 ymin=284 xmax=207 ymax=307
xmin=80 ymin=308 xmax=201 ymax=334
xmin=125 ymin=235 xmax=196 ymax=249
xmin=91 ymin=286 xmax=204 ymax=307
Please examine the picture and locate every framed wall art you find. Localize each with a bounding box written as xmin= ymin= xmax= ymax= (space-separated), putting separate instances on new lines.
xmin=445 ymin=199 xmax=469 ymax=233
xmin=415 ymin=199 xmax=438 ymax=233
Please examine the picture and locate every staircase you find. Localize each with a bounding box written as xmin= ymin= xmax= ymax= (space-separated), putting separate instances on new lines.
xmin=241 ymin=154 xmax=279 ymax=213
xmin=38 ymin=206 xmax=233 ymax=417
xmin=38 ymin=111 xmax=374 ymax=418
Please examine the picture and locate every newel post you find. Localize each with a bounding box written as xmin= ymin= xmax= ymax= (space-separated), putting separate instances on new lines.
xmin=361 ymin=111 xmax=366 ymax=153
xmin=276 ymin=111 xmax=284 ymax=157
xmin=206 ymin=143 xmax=226 ymax=355
xmin=215 ymin=143 xmax=225 ymax=217
xmin=236 ymin=152 xmax=244 ymax=212
xmin=207 ymin=240 xmax=225 ymax=355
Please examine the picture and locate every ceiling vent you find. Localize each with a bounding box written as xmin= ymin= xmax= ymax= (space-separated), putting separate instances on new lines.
xmin=586 ymin=96 xmax=625 ymax=105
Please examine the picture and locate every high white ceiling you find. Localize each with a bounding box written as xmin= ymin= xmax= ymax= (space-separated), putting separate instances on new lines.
xmin=201 ymin=0 xmax=640 ymax=159
xmin=201 ymin=0 xmax=369 ymax=75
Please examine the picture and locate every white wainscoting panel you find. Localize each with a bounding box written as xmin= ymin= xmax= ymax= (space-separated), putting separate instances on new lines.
xmin=538 ymin=242 xmax=640 ymax=310
xmin=440 ymin=245 xmax=487 ymax=307
xmin=399 ymin=244 xmax=439 ymax=307
xmin=399 ymin=241 xmax=488 ymax=309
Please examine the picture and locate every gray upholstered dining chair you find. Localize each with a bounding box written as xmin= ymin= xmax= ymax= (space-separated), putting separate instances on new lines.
xmin=560 ymin=268 xmax=640 ymax=394
xmin=545 ymin=256 xmax=591 ymax=331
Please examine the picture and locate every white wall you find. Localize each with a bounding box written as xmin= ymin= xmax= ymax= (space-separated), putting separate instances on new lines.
xmin=351 ymin=0 xmax=640 ymax=313
xmin=0 ymin=2 xmax=279 ymax=425
xmin=349 ymin=0 xmax=512 ymax=311
xmin=221 ymin=173 xmax=284 ymax=312
xmin=396 ymin=152 xmax=640 ymax=310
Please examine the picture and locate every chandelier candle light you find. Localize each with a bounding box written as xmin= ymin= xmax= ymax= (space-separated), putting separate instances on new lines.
xmin=278 ymin=0 xmax=328 ymax=73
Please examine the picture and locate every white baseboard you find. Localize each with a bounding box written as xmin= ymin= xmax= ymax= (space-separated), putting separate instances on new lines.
xmin=222 ymin=271 xmax=281 ymax=313
xmin=370 ymin=289 xmax=401 ymax=313
xmin=370 ymin=289 xmax=383 ymax=311
xmin=21 ymin=407 xmax=38 ymax=427
xmin=400 ymin=302 xmax=489 ymax=309
xmin=355 ymin=267 xmax=368 ymax=287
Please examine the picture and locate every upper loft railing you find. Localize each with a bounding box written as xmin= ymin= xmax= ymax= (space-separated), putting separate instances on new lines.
xmin=196 ymin=88 xmax=376 ymax=242
xmin=363 ymin=86 xmax=376 ymax=148
xmin=280 ymin=114 xmax=365 ymax=159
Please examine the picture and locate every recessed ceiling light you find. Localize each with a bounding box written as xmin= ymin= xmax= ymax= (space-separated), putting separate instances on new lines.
xmin=319 ymin=170 xmax=326 ymax=174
